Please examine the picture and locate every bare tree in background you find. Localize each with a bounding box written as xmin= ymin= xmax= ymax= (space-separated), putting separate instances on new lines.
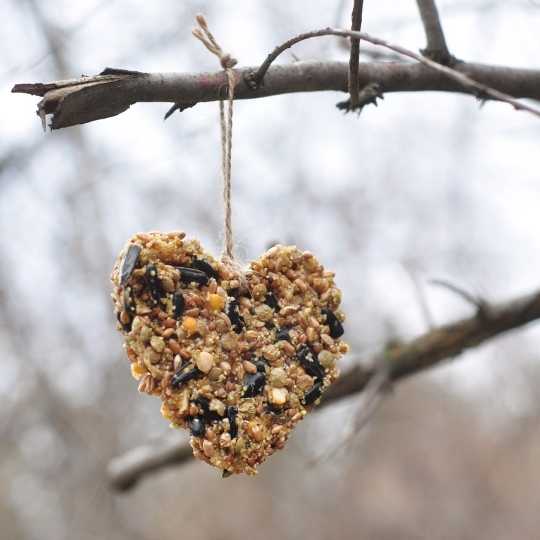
xmin=3 ymin=1 xmax=540 ymax=539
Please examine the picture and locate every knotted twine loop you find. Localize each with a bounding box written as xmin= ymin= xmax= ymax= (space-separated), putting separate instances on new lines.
xmin=192 ymin=15 xmax=239 ymax=270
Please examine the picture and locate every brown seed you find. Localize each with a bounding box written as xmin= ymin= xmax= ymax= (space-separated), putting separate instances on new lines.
xmin=163 ymin=318 xmax=177 ymax=329
xmin=281 ymin=341 xmax=295 ymax=356
xmin=294 ymin=278 xmax=307 ymax=292
xmin=168 ymin=338 xmax=181 ymax=354
xmin=243 ymin=361 xmax=257 ymax=374
xmin=215 ymin=388 xmax=227 ymax=399
xmin=202 ymin=440 xmax=215 ymax=458
xmin=208 ymin=367 xmax=222 ymax=381
xmin=161 ymin=276 xmax=175 ymax=293
xmin=281 ymin=305 xmax=297 ymax=316
xmin=297 ymin=374 xmax=314 ymax=390
xmin=138 ymin=374 xmax=154 ymax=394
xmin=177 ymin=390 xmax=189 ymax=414
xmin=219 ymin=361 xmax=232 ymax=373
xmin=248 ymin=422 xmax=264 ymax=442
xmin=321 ymin=334 xmax=334 ymax=347
xmin=306 ymin=327 xmax=317 ymax=343
xmin=162 ymin=328 xmax=175 ymax=338
xmin=220 ymin=432 xmax=232 ymax=448
xmin=309 ymin=316 xmax=320 ymax=328
xmin=245 ymin=330 xmax=259 ymax=341
xmin=251 ymin=283 xmax=267 ymax=299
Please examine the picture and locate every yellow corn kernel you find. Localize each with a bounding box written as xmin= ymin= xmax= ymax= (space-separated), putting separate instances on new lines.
xmin=130 ymin=362 xmax=146 ymax=380
xmin=208 ymin=293 xmax=225 ymax=311
xmin=182 ymin=316 xmax=198 ymax=335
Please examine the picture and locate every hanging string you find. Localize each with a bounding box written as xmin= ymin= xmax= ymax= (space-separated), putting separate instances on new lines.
xmin=192 ymin=15 xmax=237 ymax=262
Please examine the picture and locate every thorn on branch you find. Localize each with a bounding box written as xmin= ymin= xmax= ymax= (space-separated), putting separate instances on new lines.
xmin=163 ymin=102 xmax=197 ymax=120
xmin=336 ymin=82 xmax=384 ymax=113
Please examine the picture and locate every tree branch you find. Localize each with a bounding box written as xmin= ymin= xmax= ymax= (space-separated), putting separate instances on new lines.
xmin=348 ymin=0 xmax=365 ymax=109
xmin=12 ymin=60 xmax=540 ymax=129
xmin=108 ymin=285 xmax=540 ymax=492
xmin=416 ymin=0 xmax=453 ymax=64
xmin=247 ymin=28 xmax=540 ymax=118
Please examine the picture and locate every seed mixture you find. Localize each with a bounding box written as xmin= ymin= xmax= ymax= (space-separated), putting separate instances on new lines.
xmin=111 ymin=231 xmax=348 ymax=475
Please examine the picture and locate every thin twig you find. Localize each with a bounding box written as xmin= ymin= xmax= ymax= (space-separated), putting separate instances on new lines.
xmin=416 ymin=0 xmax=453 ymax=63
xmin=348 ymin=0 xmax=365 ymax=109
xmin=430 ymin=278 xmax=489 ymax=315
xmin=108 ymin=286 xmax=540 ymax=491
xmin=248 ymin=27 xmax=540 ymax=118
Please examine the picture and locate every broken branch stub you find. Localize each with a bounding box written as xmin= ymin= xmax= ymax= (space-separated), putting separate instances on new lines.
xmin=12 ymin=68 xmax=146 ymax=129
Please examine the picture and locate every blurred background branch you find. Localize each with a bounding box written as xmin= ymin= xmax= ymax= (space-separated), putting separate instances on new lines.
xmin=108 ymin=285 xmax=540 ymax=491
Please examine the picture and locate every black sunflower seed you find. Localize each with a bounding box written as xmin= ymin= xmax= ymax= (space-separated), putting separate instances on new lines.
xmin=264 ymin=292 xmax=278 ymax=310
xmin=193 ymin=396 xmax=222 ymax=423
xmin=172 ymin=292 xmax=185 ymax=318
xmin=171 ymin=366 xmax=203 ymax=389
xmin=120 ymin=244 xmax=141 ymax=286
xmin=193 ymin=396 xmax=210 ymax=411
xmin=276 ymin=327 xmax=291 ymax=342
xmin=191 ymin=259 xmax=219 ymax=280
xmin=116 ymin=311 xmax=132 ymax=332
xmin=243 ymin=371 xmax=266 ymax=397
xmin=145 ymin=264 xmax=163 ymax=304
xmin=222 ymin=470 xmax=233 ymax=478
xmin=189 ymin=416 xmax=206 ymax=437
xmin=227 ymin=406 xmax=238 ymax=439
xmin=176 ymin=267 xmax=209 ymax=286
xmin=266 ymin=402 xmax=284 ymax=414
xmin=322 ymin=308 xmax=344 ymax=338
xmin=303 ymin=382 xmax=323 ymax=405
xmin=254 ymin=358 xmax=267 ymax=373
xmin=297 ymin=345 xmax=325 ymax=381
xmin=227 ymin=299 xmax=245 ymax=333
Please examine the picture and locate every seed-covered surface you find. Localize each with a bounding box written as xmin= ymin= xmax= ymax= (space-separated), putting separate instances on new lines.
xmin=111 ymin=231 xmax=348 ymax=475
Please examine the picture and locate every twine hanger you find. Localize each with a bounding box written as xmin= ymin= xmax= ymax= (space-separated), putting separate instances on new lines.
xmin=192 ymin=14 xmax=238 ymax=264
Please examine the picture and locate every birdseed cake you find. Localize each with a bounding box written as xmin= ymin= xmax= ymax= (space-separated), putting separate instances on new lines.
xmin=111 ymin=231 xmax=347 ymax=475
